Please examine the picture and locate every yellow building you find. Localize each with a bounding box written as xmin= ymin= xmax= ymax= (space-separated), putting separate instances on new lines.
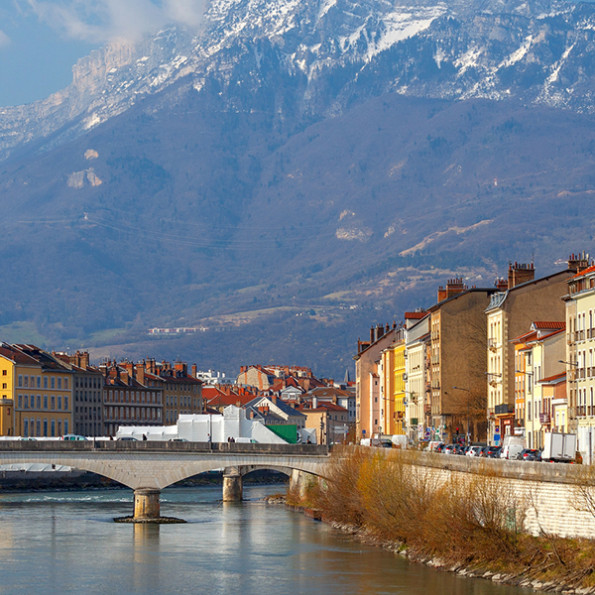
xmin=354 ymin=324 xmax=398 ymax=440
xmin=0 ymin=345 xmax=73 ymax=437
xmin=0 ymin=346 xmax=16 ymax=436
xmin=379 ymin=332 xmax=406 ymax=436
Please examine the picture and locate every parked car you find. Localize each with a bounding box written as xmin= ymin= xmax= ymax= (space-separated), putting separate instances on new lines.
xmin=483 ymin=445 xmax=501 ymax=458
xmin=117 ymin=436 xmax=138 ymax=442
xmin=443 ymin=444 xmax=457 ymax=455
xmin=520 ymin=448 xmax=541 ymax=461
xmin=61 ymin=434 xmax=87 ymax=441
xmin=466 ymin=445 xmax=484 ymax=457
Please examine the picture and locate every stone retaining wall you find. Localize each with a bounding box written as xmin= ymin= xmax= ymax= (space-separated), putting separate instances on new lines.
xmin=411 ymin=452 xmax=595 ymax=539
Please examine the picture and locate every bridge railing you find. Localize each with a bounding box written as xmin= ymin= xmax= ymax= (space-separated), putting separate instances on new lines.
xmin=0 ymin=440 xmax=330 ymax=455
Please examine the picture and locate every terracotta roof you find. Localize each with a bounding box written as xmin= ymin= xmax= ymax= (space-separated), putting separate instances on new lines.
xmin=532 ymin=321 xmax=565 ymax=330
xmin=538 ymin=372 xmax=566 ymax=384
xmin=0 ymin=345 xmax=39 ymax=366
xmin=572 ymin=264 xmax=595 ymax=278
xmin=404 ymin=311 xmax=426 ymax=319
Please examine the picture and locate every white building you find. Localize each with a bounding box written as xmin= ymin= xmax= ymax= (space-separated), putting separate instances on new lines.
xmin=115 ymin=405 xmax=288 ymax=443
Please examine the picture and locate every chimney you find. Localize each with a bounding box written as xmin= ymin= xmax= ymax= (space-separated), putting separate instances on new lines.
xmin=120 ymin=369 xmax=129 ymax=384
xmin=568 ymin=252 xmax=591 ymax=273
xmin=191 ymin=364 xmax=197 ymax=377
xmin=370 ymin=326 xmax=375 ymax=343
xmin=135 ymin=365 xmax=145 ymax=385
xmin=174 ymin=361 xmax=187 ymax=376
xmin=437 ymin=278 xmax=466 ymax=301
xmin=507 ymin=262 xmax=535 ymax=289
xmin=376 ymin=323 xmax=385 ymax=340
xmin=495 ymin=278 xmax=508 ymax=292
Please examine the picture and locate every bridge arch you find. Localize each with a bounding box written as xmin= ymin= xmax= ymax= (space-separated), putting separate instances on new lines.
xmin=0 ymin=442 xmax=331 ymax=520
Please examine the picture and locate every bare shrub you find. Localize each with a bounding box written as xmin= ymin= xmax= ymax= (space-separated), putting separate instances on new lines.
xmin=314 ymin=445 xmax=368 ymax=526
xmin=572 ymin=464 xmax=595 ymax=520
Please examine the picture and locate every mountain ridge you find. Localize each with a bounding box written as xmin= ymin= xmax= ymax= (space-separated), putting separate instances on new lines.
xmin=0 ymin=0 xmax=594 ymax=376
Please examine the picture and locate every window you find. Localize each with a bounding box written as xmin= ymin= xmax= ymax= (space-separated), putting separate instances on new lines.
xmin=51 ymin=420 xmax=55 ymax=437
xmin=51 ymin=378 xmax=55 ymax=389
xmin=43 ymin=420 xmax=48 ymax=436
xmin=2 ymin=370 xmax=6 ymax=376
xmin=43 ymin=377 xmax=47 ymax=389
xmin=36 ymin=377 xmax=40 ymax=388
xmin=64 ymin=379 xmax=68 ymax=389
xmin=57 ymin=378 xmax=62 ymax=389
xmin=64 ymin=396 xmax=69 ymax=410
xmin=43 ymin=395 xmax=48 ymax=409
xmin=51 ymin=396 xmax=55 ymax=410
xmin=57 ymin=396 xmax=62 ymax=410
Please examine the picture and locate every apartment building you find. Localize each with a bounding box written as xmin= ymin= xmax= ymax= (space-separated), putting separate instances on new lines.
xmin=427 ymin=280 xmax=496 ymax=443
xmin=486 ymin=260 xmax=580 ymax=444
xmin=404 ymin=311 xmax=430 ymax=443
xmin=564 ymin=262 xmax=595 ymax=462
xmin=0 ymin=344 xmax=74 ymax=438
xmin=378 ymin=327 xmax=406 ymax=436
xmin=354 ymin=323 xmax=398 ymax=440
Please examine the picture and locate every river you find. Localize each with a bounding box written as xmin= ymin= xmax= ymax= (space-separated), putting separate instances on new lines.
xmin=0 ymin=484 xmax=533 ymax=594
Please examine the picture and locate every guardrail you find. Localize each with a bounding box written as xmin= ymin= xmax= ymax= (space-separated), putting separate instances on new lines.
xmin=0 ymin=440 xmax=330 ymax=455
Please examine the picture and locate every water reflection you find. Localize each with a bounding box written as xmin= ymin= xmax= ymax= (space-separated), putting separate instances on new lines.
xmin=0 ymin=485 xmax=532 ymax=595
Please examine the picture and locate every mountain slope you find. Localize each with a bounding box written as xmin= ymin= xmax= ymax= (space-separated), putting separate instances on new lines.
xmin=0 ymin=0 xmax=594 ymax=376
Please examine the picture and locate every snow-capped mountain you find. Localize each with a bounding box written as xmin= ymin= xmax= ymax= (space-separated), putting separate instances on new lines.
xmin=0 ymin=0 xmax=594 ymax=376
xmin=0 ymin=0 xmax=593 ymax=160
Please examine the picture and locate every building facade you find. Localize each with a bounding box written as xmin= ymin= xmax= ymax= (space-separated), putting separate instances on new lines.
xmin=564 ymin=263 xmax=595 ymax=462
xmin=486 ymin=262 xmax=578 ymax=444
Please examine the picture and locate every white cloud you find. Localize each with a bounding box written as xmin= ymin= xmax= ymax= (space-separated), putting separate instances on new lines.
xmin=23 ymin=0 xmax=207 ymax=43
xmin=0 ymin=29 xmax=10 ymax=47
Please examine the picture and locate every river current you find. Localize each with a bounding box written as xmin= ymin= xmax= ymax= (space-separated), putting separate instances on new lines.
xmin=0 ymin=484 xmax=533 ymax=594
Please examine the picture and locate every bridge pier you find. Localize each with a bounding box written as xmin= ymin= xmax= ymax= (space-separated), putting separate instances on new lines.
xmin=222 ymin=467 xmax=243 ymax=502
xmin=134 ymin=488 xmax=161 ymax=521
xmin=289 ymin=469 xmax=318 ymax=502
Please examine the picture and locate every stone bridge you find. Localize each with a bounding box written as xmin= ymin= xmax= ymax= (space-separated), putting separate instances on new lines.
xmin=0 ymin=441 xmax=330 ymax=522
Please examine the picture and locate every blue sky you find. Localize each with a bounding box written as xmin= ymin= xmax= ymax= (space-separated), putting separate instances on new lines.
xmin=0 ymin=1 xmax=206 ymax=107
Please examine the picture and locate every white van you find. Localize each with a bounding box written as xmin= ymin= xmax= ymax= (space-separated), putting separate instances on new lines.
xmin=501 ymin=439 xmax=524 ymax=460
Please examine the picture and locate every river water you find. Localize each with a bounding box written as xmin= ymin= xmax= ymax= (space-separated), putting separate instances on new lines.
xmin=0 ymin=484 xmax=533 ymax=595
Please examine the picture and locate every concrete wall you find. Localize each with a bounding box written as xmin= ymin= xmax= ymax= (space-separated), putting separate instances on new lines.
xmin=410 ymin=452 xmax=595 ymax=539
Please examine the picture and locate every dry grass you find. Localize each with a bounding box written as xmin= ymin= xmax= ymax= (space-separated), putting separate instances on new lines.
xmin=299 ymin=447 xmax=595 ymax=589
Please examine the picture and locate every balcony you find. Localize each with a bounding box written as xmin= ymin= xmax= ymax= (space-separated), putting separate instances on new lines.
xmin=488 ymin=338 xmax=498 ymax=352
xmin=539 ymin=413 xmax=551 ymax=425
xmin=495 ymin=403 xmax=514 ymax=415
